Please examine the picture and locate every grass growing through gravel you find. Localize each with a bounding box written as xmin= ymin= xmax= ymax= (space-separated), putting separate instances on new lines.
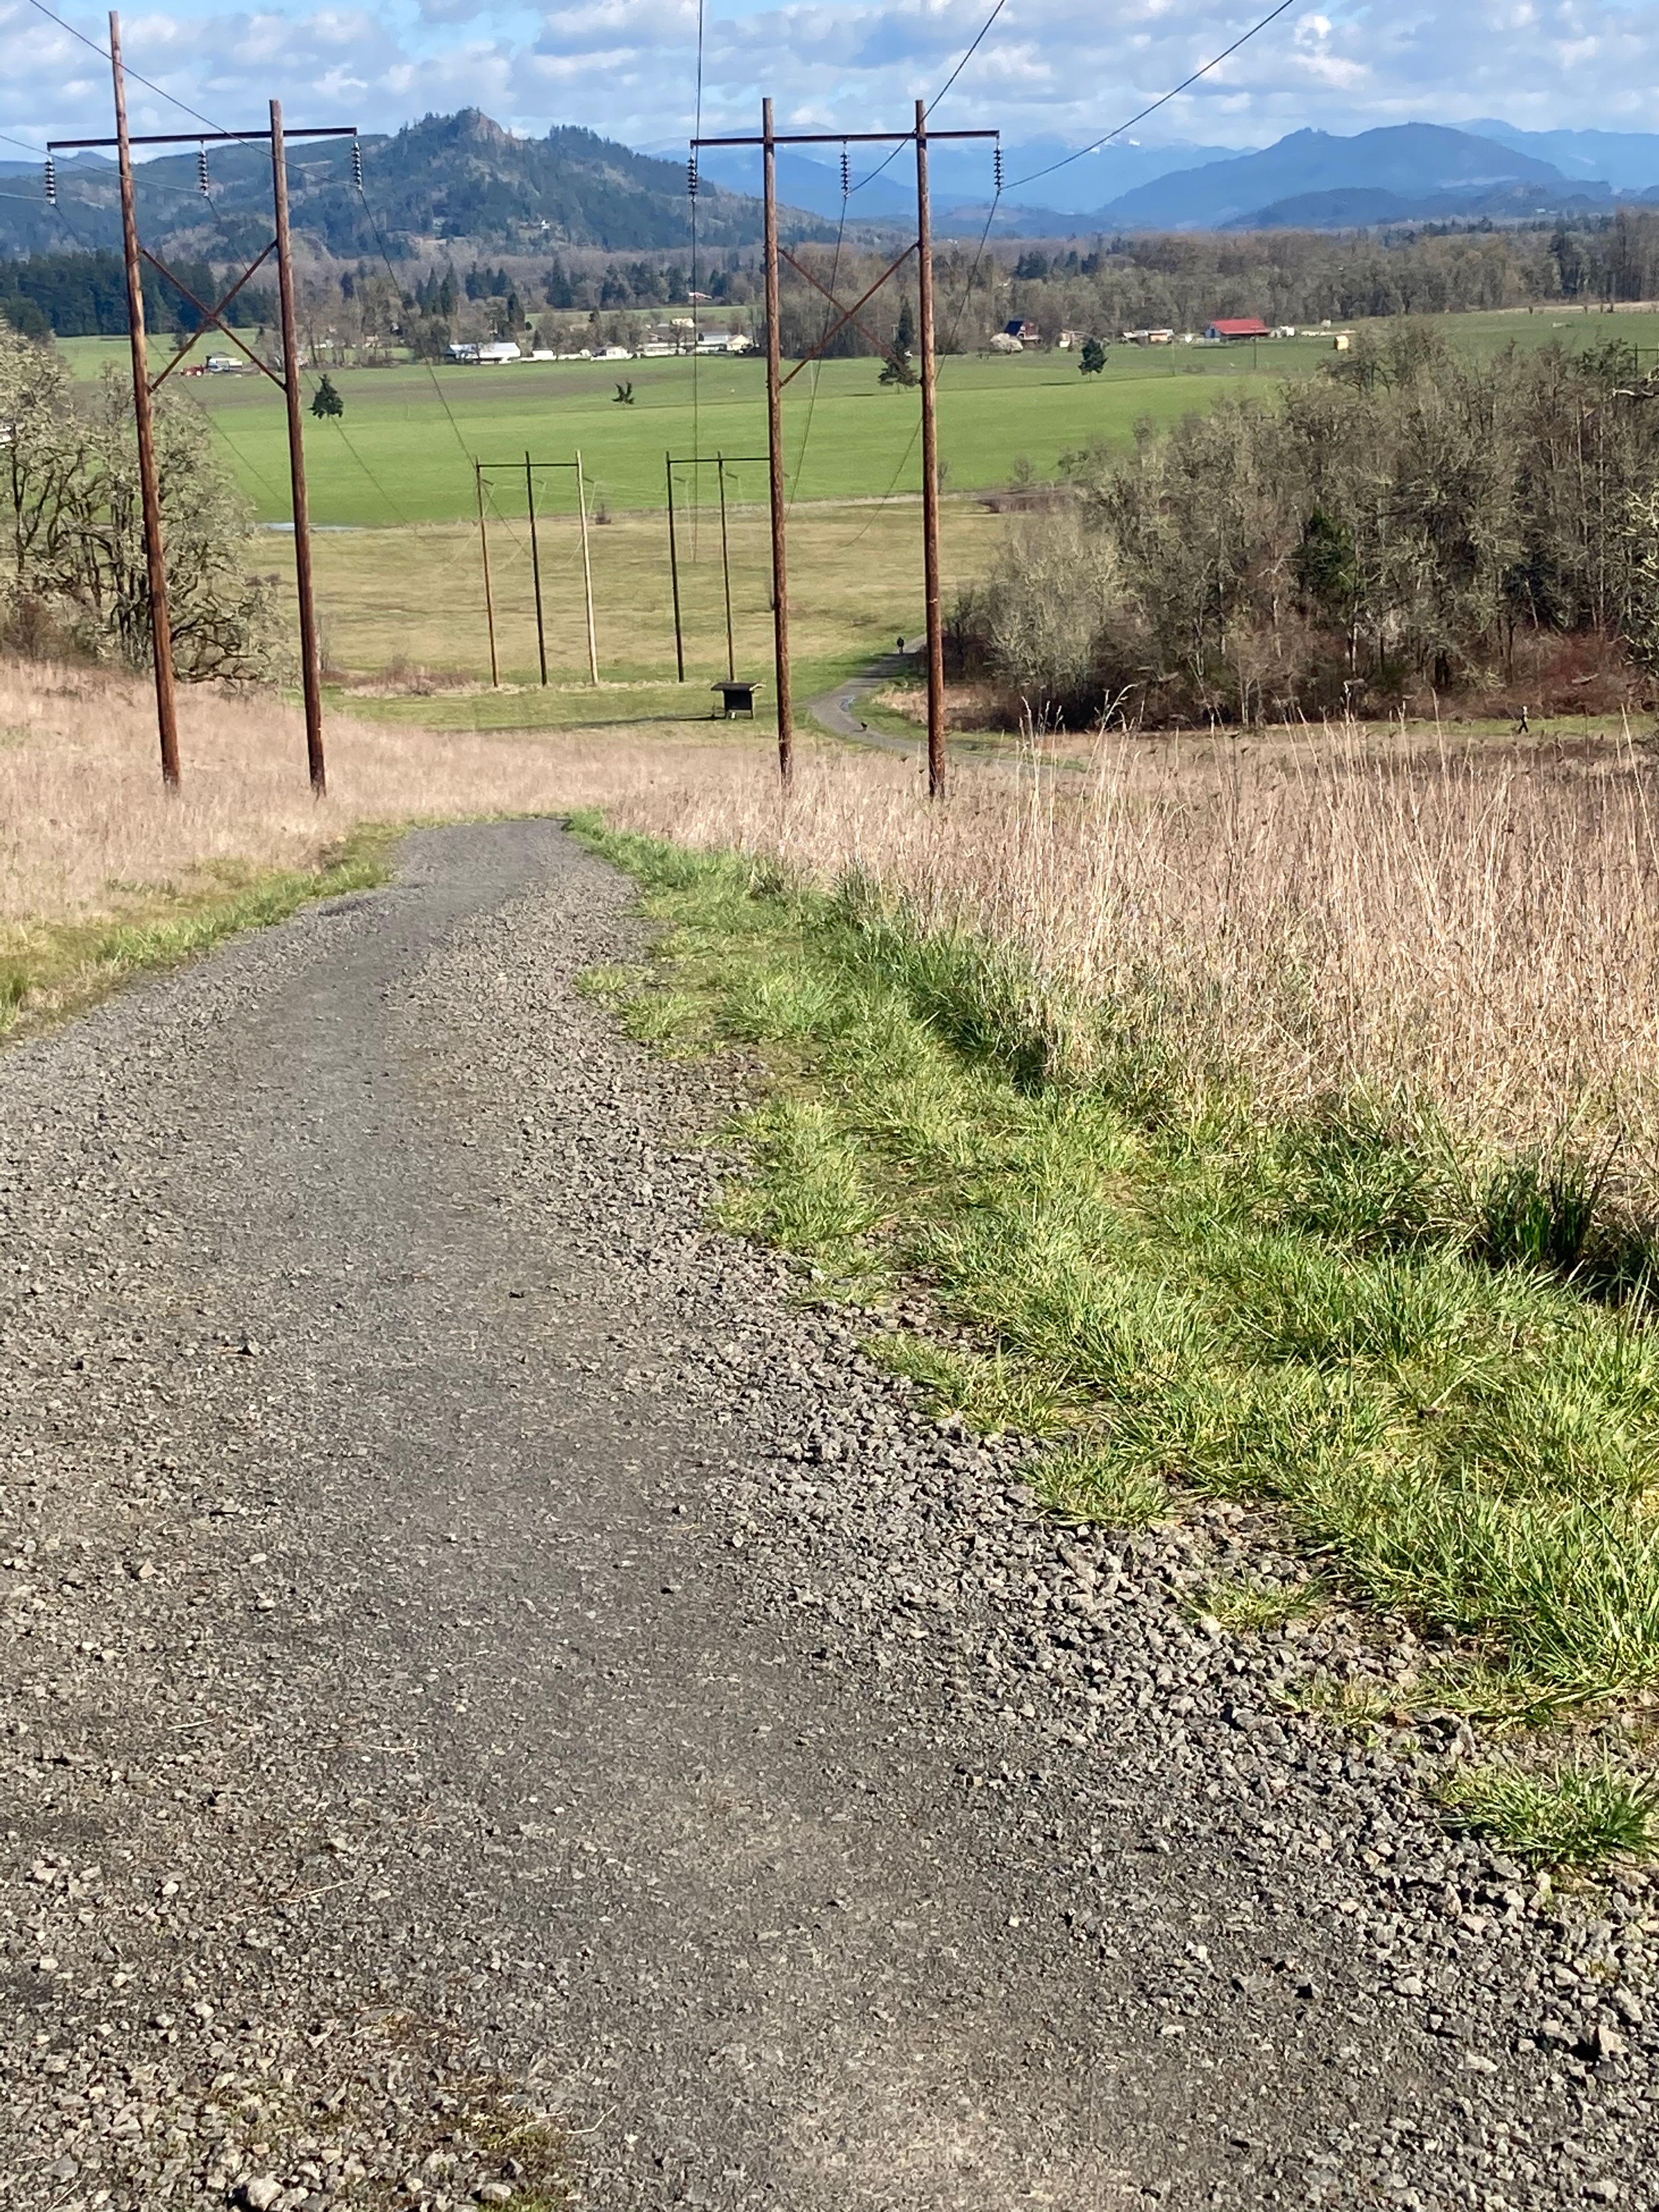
xmin=1443 ymin=1760 xmax=1659 ymax=1866
xmin=578 ymin=820 xmax=1659 ymax=1728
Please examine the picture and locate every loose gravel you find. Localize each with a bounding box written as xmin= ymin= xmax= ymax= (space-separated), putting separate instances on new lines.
xmin=0 ymin=818 xmax=1654 ymax=2212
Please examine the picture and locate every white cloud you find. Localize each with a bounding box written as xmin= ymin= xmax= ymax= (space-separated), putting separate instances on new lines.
xmin=5 ymin=0 xmax=1659 ymax=169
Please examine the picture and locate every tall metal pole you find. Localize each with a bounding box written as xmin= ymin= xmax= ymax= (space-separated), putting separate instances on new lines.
xmin=109 ymin=12 xmax=180 ymax=790
xmin=915 ymin=97 xmax=946 ymax=801
xmin=762 ymin=97 xmax=793 ymax=782
xmin=524 ymin=450 xmax=548 ymax=686
xmin=716 ymin=452 xmax=736 ymax=682
xmin=665 ymin=451 xmax=685 ymax=681
xmin=575 ymin=449 xmax=599 ymax=685
xmin=475 ymin=462 xmax=499 ymax=686
xmin=270 ymin=99 xmax=326 ymax=796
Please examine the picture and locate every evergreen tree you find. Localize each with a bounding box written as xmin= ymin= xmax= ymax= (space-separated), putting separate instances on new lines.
xmin=309 ymin=374 xmax=344 ymax=420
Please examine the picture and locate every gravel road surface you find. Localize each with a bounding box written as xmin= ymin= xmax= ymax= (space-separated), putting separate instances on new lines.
xmin=1 ymin=820 xmax=1655 ymax=2212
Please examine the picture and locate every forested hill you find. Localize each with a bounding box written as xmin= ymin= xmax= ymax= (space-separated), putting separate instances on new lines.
xmin=0 ymin=109 xmax=820 ymax=261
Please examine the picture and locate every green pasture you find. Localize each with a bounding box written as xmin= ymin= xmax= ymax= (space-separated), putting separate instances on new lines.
xmin=57 ymin=305 xmax=1659 ymax=529
xmin=60 ymin=342 xmax=1277 ymax=525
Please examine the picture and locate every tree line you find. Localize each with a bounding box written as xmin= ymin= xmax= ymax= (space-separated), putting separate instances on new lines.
xmin=998 ymin=210 xmax=1659 ymax=343
xmin=958 ymin=328 xmax=1659 ymax=729
xmin=0 ymin=250 xmax=275 ymax=341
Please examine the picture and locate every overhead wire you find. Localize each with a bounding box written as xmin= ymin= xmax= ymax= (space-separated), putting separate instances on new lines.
xmin=1007 ymin=0 xmax=1299 ymax=191
xmin=786 ymin=145 xmax=850 ymax=514
xmin=848 ymin=0 xmax=1007 ymax=197
xmin=690 ymin=0 xmax=705 ymax=557
xmin=844 ymin=179 xmax=1000 ymax=547
xmin=21 ymin=0 xmax=232 ymax=137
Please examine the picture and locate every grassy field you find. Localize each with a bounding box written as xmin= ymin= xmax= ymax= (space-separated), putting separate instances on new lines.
xmin=292 ymin=495 xmax=1000 ymax=702
xmin=58 ymin=304 xmax=1659 ymax=530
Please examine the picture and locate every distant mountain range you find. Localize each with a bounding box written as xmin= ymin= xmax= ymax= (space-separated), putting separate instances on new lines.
xmin=6 ymin=112 xmax=1659 ymax=264
xmin=686 ymin=135 xmax=1236 ymax=223
xmin=1090 ymin=125 xmax=1618 ymax=233
xmin=692 ymin=121 xmax=1659 ymax=238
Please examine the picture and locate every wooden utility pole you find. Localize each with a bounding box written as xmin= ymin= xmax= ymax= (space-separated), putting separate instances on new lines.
xmin=54 ymin=85 xmax=354 ymax=795
xmin=695 ymin=107 xmax=995 ymax=793
xmin=575 ymin=449 xmax=598 ymax=685
xmin=914 ymin=98 xmax=946 ymax=800
xmin=665 ymin=451 xmax=685 ymax=681
xmin=109 ymin=12 xmax=180 ymax=789
xmin=524 ymin=449 xmax=549 ymax=685
xmin=761 ymin=99 xmax=793 ymax=782
xmin=475 ymin=463 xmax=499 ymax=686
xmin=270 ymin=101 xmax=326 ymax=795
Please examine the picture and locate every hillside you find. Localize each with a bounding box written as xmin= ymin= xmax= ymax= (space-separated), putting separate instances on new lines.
xmin=0 ymin=109 xmax=819 ymax=263
xmin=1093 ymin=123 xmax=1603 ymax=232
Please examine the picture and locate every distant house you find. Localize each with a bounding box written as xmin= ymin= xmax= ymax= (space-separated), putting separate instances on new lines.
xmin=1205 ymin=317 xmax=1271 ymax=343
xmin=1002 ymin=318 xmax=1041 ymax=347
xmin=594 ymin=344 xmax=632 ymax=360
xmin=476 ymin=340 xmax=523 ymax=364
xmin=1055 ymin=329 xmax=1082 ymax=350
xmin=1123 ymin=327 xmax=1174 ymax=346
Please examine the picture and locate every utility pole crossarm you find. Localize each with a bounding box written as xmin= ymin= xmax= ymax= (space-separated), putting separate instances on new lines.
xmin=691 ymin=129 xmax=998 ymax=147
xmin=93 ymin=17 xmax=350 ymax=794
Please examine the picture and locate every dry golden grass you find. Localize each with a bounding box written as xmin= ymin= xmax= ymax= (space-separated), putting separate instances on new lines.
xmin=594 ymin=721 xmax=1659 ymax=1205
xmin=0 ymin=656 xmax=759 ymax=925
xmin=11 ymin=652 xmax=1659 ymax=1214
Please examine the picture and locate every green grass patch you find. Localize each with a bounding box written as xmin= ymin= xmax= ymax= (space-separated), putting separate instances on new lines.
xmin=576 ymin=822 xmax=1659 ymax=1712
xmin=1034 ymin=1441 xmax=1173 ymax=1529
xmin=0 ymin=827 xmax=398 ymax=1042
xmin=1195 ymin=1575 xmax=1325 ymax=1633
xmin=1443 ymin=1757 xmax=1659 ymax=1866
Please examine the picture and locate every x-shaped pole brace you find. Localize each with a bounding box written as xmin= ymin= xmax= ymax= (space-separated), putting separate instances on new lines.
xmin=778 ymin=242 xmax=917 ymax=387
xmin=143 ymin=242 xmax=283 ymax=393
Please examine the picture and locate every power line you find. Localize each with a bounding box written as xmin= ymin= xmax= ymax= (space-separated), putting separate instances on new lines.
xmin=690 ymin=0 xmax=705 ymax=556
xmin=788 ymin=164 xmax=850 ymax=512
xmin=1008 ymin=0 xmax=1299 ymax=191
xmin=0 ymin=128 xmax=48 ymax=155
xmin=21 ymin=0 xmax=232 ymax=137
xmin=850 ymin=0 xmax=1007 ymax=197
xmin=844 ymin=185 xmax=1001 ymax=547
xmin=351 ymin=164 xmax=478 ymax=469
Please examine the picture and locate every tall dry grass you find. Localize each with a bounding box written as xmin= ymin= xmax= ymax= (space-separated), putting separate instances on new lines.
xmin=10 ymin=655 xmax=1659 ymax=1209
xmin=0 ymin=658 xmax=747 ymax=923
xmin=597 ymin=724 xmax=1659 ymax=1208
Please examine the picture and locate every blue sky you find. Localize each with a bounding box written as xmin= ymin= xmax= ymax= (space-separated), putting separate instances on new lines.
xmin=3 ymin=0 xmax=1658 ymax=160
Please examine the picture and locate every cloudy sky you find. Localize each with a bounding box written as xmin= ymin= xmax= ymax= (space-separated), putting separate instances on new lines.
xmin=2 ymin=0 xmax=1656 ymax=159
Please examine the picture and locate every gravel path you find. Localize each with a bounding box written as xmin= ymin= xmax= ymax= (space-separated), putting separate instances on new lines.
xmin=1 ymin=820 xmax=1655 ymax=2212
xmin=805 ymin=649 xmax=919 ymax=755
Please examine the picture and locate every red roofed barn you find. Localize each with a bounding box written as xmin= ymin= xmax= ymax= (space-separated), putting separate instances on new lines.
xmin=1206 ymin=317 xmax=1271 ymax=342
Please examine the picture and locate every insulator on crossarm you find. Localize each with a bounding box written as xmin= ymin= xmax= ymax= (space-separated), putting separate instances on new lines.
xmin=352 ymin=137 xmax=363 ymax=191
xmin=43 ymin=155 xmax=56 ymax=205
xmin=197 ymin=144 xmax=210 ymax=195
xmin=993 ymin=141 xmax=1004 ymax=197
xmin=840 ymin=143 xmax=850 ymax=197
xmin=687 ymin=152 xmax=698 ymax=199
